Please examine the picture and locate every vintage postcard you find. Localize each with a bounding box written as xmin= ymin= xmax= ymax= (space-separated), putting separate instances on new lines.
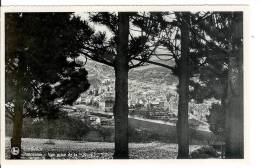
xmin=0 ymin=5 xmax=249 ymax=165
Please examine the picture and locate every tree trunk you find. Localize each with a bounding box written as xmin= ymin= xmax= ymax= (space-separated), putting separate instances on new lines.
xmin=46 ymin=118 xmax=54 ymax=144
xmin=11 ymin=97 xmax=23 ymax=159
xmin=220 ymin=96 xmax=226 ymax=159
xmin=225 ymin=12 xmax=243 ymax=159
xmin=113 ymin=12 xmax=129 ymax=159
xmin=177 ymin=12 xmax=190 ymax=159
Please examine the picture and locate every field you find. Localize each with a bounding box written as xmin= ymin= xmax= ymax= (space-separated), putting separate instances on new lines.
xmin=5 ymin=137 xmax=204 ymax=159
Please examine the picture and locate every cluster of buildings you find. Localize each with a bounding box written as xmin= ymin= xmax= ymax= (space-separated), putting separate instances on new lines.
xmin=63 ymin=60 xmax=212 ymax=127
xmin=73 ymin=76 xmax=210 ymax=123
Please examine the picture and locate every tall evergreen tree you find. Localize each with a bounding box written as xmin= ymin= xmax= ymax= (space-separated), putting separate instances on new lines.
xmin=81 ymin=12 xmax=164 ymax=158
xmin=138 ymin=12 xmax=193 ymax=158
xmin=176 ymin=12 xmax=190 ymax=158
xmin=188 ymin=12 xmax=244 ymax=158
xmin=113 ymin=13 xmax=130 ymax=158
xmin=225 ymin=12 xmax=243 ymax=159
xmin=135 ymin=12 xmax=231 ymax=158
xmin=5 ymin=13 xmax=92 ymax=159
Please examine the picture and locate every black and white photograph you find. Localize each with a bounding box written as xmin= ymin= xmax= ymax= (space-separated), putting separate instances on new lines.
xmin=3 ymin=9 xmax=245 ymax=160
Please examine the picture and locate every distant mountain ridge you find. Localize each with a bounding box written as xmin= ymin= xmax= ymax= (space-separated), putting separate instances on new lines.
xmin=85 ymin=59 xmax=178 ymax=86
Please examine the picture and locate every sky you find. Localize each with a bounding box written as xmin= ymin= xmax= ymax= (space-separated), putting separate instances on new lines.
xmin=74 ymin=12 xmax=176 ymax=67
xmin=74 ymin=12 xmax=114 ymax=38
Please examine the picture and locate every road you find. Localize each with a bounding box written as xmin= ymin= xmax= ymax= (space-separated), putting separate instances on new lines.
xmin=72 ymin=105 xmax=213 ymax=144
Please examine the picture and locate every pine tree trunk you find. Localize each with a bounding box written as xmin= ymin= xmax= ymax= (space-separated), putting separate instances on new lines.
xmin=113 ymin=12 xmax=129 ymax=159
xmin=46 ymin=118 xmax=54 ymax=144
xmin=11 ymin=97 xmax=23 ymax=159
xmin=225 ymin=12 xmax=243 ymax=159
xmin=177 ymin=12 xmax=190 ymax=159
xmin=220 ymin=96 xmax=227 ymax=158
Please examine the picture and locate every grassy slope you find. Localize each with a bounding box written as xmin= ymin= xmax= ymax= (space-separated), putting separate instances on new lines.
xmin=5 ymin=137 xmax=203 ymax=159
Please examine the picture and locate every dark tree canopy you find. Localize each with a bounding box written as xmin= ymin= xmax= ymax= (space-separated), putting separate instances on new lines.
xmin=5 ymin=13 xmax=93 ymax=119
xmin=81 ymin=12 xmax=166 ymax=69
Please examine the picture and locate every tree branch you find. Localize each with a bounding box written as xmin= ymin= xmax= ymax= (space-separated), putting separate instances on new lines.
xmin=129 ymin=61 xmax=145 ymax=69
xmin=132 ymin=58 xmax=174 ymax=70
xmin=80 ymin=51 xmax=114 ymax=67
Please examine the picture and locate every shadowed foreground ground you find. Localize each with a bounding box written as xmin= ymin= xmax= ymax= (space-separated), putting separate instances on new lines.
xmin=5 ymin=137 xmax=203 ymax=159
